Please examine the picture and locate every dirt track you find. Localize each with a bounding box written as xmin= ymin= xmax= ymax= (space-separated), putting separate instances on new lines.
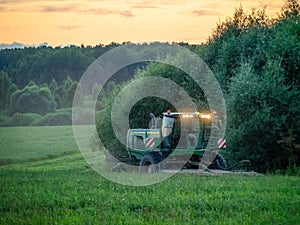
xmin=110 ymin=162 xmax=262 ymax=175
xmin=162 ymin=169 xmax=262 ymax=176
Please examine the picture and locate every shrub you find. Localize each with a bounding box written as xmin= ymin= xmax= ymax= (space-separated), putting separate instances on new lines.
xmin=3 ymin=113 xmax=42 ymax=127
xmin=33 ymin=112 xmax=72 ymax=126
xmin=0 ymin=114 xmax=9 ymax=126
xmin=10 ymin=85 xmax=56 ymax=116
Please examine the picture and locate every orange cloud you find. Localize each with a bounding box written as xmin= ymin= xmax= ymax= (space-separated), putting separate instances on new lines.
xmin=59 ymin=24 xmax=81 ymax=30
xmin=119 ymin=10 xmax=134 ymax=18
xmin=193 ymin=9 xmax=222 ymax=17
xmin=131 ymin=4 xmax=159 ymax=9
xmin=85 ymin=8 xmax=134 ymax=18
xmin=42 ymin=5 xmax=75 ymax=13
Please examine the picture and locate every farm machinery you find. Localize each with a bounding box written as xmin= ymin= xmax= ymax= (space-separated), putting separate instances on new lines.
xmin=125 ymin=110 xmax=228 ymax=172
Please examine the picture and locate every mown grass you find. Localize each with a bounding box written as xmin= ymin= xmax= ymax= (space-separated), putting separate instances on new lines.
xmin=0 ymin=126 xmax=300 ymax=224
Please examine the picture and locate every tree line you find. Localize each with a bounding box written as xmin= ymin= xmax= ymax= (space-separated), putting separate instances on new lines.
xmin=0 ymin=42 xmax=146 ymax=125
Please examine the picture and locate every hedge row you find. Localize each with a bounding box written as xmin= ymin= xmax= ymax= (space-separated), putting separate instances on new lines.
xmin=0 ymin=108 xmax=99 ymax=127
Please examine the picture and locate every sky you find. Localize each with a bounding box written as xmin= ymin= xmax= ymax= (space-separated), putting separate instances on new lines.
xmin=0 ymin=0 xmax=284 ymax=47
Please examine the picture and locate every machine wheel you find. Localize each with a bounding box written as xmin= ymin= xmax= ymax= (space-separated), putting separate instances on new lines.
xmin=209 ymin=154 xmax=227 ymax=170
xmin=139 ymin=152 xmax=162 ymax=173
xmin=216 ymin=154 xmax=227 ymax=169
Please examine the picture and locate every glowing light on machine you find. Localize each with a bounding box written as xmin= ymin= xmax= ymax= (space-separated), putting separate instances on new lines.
xmin=182 ymin=114 xmax=194 ymax=119
xmin=195 ymin=112 xmax=212 ymax=119
xmin=199 ymin=114 xmax=211 ymax=119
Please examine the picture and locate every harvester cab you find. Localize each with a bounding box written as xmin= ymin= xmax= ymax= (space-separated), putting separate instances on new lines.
xmin=160 ymin=111 xmax=214 ymax=150
xmin=126 ymin=110 xmax=227 ymax=172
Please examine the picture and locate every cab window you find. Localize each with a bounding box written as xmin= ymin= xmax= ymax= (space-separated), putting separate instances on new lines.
xmin=133 ymin=136 xmax=144 ymax=150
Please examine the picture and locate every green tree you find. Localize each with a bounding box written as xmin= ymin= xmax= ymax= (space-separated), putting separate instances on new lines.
xmin=96 ymin=81 xmax=126 ymax=155
xmin=54 ymin=76 xmax=79 ymax=108
xmin=10 ymin=84 xmax=56 ymax=115
xmin=209 ymin=6 xmax=270 ymax=43
xmin=8 ymin=83 xmax=18 ymax=100
xmin=49 ymin=79 xmax=58 ymax=93
xmin=0 ymin=71 xmax=13 ymax=113
xmin=271 ymin=11 xmax=300 ymax=86
xmin=226 ymin=62 xmax=300 ymax=172
xmin=279 ymin=0 xmax=300 ymax=19
xmin=204 ymin=6 xmax=272 ymax=89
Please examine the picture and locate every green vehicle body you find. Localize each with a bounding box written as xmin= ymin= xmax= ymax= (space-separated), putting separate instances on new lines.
xmin=126 ymin=112 xmax=226 ymax=170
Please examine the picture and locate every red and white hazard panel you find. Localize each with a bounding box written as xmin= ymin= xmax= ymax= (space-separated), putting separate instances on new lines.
xmin=146 ymin=137 xmax=155 ymax=148
xmin=218 ymin=138 xmax=226 ymax=149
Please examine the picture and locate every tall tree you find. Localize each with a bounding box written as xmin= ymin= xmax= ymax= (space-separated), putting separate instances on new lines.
xmin=279 ymin=0 xmax=300 ymax=19
xmin=0 ymin=71 xmax=13 ymax=113
xmin=54 ymin=76 xmax=78 ymax=108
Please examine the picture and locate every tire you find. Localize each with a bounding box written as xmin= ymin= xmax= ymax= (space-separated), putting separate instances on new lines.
xmin=216 ymin=154 xmax=227 ymax=169
xmin=209 ymin=153 xmax=227 ymax=170
xmin=139 ymin=152 xmax=163 ymax=173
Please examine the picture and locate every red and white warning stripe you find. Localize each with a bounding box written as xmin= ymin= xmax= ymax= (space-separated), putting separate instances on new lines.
xmin=146 ymin=137 xmax=155 ymax=148
xmin=218 ymin=138 xmax=226 ymax=149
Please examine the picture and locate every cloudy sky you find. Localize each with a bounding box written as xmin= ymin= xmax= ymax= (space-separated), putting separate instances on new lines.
xmin=0 ymin=0 xmax=283 ymax=46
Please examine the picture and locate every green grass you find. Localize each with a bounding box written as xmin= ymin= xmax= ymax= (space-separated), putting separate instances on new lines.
xmin=0 ymin=126 xmax=300 ymax=224
xmin=0 ymin=125 xmax=92 ymax=165
xmin=1 ymin=169 xmax=299 ymax=225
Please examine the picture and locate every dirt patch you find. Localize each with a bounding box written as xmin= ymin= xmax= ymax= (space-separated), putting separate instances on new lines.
xmin=162 ymin=169 xmax=262 ymax=176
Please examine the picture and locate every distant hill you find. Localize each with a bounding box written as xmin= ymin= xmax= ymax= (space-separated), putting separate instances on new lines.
xmin=0 ymin=42 xmax=49 ymax=50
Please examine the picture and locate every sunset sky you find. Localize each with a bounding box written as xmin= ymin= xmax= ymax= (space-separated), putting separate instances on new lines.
xmin=0 ymin=0 xmax=284 ymax=47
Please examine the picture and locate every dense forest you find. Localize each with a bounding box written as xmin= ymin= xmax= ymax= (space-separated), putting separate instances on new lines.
xmin=0 ymin=0 xmax=299 ymax=173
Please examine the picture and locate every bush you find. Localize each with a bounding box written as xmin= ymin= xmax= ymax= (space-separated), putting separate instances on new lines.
xmin=1 ymin=108 xmax=97 ymax=127
xmin=0 ymin=114 xmax=9 ymax=126
xmin=10 ymin=85 xmax=56 ymax=116
xmin=3 ymin=113 xmax=42 ymax=127
xmin=286 ymin=165 xmax=300 ymax=176
xmin=33 ymin=112 xmax=72 ymax=126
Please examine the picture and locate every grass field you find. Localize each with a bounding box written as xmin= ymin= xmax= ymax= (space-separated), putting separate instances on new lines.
xmin=0 ymin=126 xmax=92 ymax=165
xmin=0 ymin=126 xmax=300 ymax=224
